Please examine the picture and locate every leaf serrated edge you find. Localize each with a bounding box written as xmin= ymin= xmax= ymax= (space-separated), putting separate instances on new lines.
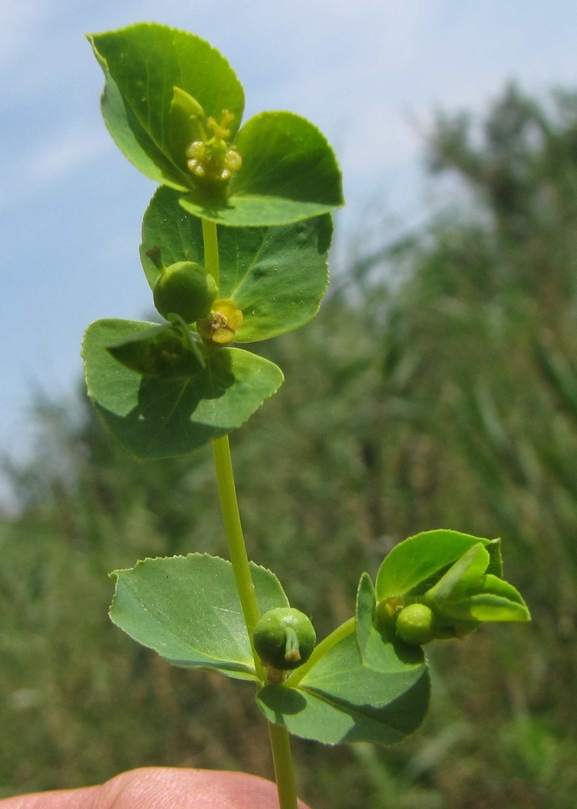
xmin=88 ymin=22 xmax=245 ymax=178
xmin=88 ymin=21 xmax=245 ymax=132
xmin=107 ymin=553 xmax=260 ymax=677
xmin=231 ymin=110 xmax=344 ymax=205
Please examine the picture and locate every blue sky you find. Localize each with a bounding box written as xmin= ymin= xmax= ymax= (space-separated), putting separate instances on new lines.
xmin=2 ymin=0 xmax=577 ymax=476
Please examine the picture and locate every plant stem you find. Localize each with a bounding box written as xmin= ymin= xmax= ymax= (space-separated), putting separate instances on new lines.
xmin=203 ymin=218 xmax=299 ymax=809
xmin=203 ymin=219 xmax=262 ymax=670
xmin=285 ymin=617 xmax=355 ymax=688
xmin=211 ymin=435 xmax=263 ymax=673
xmin=202 ymin=218 xmax=220 ymax=286
xmin=211 ymin=436 xmax=299 ymax=809
xmin=268 ymin=722 xmax=300 ymax=809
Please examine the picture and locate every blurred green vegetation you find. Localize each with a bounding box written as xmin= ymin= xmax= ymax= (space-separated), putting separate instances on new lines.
xmin=2 ymin=84 xmax=577 ymax=808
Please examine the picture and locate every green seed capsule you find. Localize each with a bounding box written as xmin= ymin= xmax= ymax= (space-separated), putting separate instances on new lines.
xmin=153 ymin=262 xmax=217 ymax=324
xmin=395 ymin=604 xmax=437 ymax=646
xmin=253 ymin=608 xmax=316 ymax=671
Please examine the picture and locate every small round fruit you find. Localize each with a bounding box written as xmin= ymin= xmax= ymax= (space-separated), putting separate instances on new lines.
xmin=153 ymin=261 xmax=217 ymax=323
xmin=395 ymin=604 xmax=436 ymax=646
xmin=253 ymin=608 xmax=316 ymax=671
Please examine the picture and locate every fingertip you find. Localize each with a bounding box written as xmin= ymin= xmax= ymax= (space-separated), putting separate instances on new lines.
xmin=0 ymin=768 xmax=311 ymax=809
xmin=99 ymin=768 xmax=311 ymax=809
xmin=0 ymin=786 xmax=98 ymax=809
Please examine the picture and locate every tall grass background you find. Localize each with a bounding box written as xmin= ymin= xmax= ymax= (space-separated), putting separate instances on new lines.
xmin=2 ymin=85 xmax=577 ymax=808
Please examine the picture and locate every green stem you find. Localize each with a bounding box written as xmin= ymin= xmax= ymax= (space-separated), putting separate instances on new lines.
xmin=211 ymin=436 xmax=299 ymax=807
xmin=211 ymin=435 xmax=263 ymax=673
xmin=268 ymin=722 xmax=299 ymax=809
xmin=203 ymin=217 xmax=261 ymax=671
xmin=285 ymin=617 xmax=355 ymax=688
xmin=202 ymin=218 xmax=220 ymax=286
xmin=203 ymin=218 xmax=299 ymax=809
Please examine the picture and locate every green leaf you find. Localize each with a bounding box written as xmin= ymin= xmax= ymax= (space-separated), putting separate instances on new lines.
xmin=226 ymin=216 xmax=332 ymax=341
xmin=141 ymin=187 xmax=332 ymax=341
xmin=168 ymin=87 xmax=206 ymax=175
xmin=435 ymin=592 xmax=530 ymax=623
xmin=98 ymin=68 xmax=187 ymax=189
xmin=181 ymin=111 xmax=343 ymax=227
xmin=90 ymin=26 xmax=343 ymax=227
xmin=231 ymin=112 xmax=343 ymax=220
xmin=376 ymin=530 xmax=502 ymax=602
xmin=110 ymin=554 xmax=289 ymax=680
xmin=89 ymin=23 xmax=244 ymax=186
xmin=82 ymin=319 xmax=283 ymax=459
xmin=355 ymin=573 xmax=377 ymax=658
xmin=256 ymin=633 xmax=430 ymax=745
xmin=421 ymin=544 xmax=530 ymax=624
xmin=480 ymin=574 xmax=528 ymax=605
xmin=140 ymin=188 xmax=204 ymax=289
xmin=429 ymin=570 xmax=530 ymax=624
xmin=356 ymin=573 xmax=424 ymax=673
xmin=425 ymin=543 xmax=490 ymax=603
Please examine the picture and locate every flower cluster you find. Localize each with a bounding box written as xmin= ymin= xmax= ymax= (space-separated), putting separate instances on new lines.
xmin=185 ymin=109 xmax=243 ymax=183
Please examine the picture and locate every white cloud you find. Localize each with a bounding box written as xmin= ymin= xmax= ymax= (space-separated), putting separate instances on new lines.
xmin=0 ymin=125 xmax=111 ymax=211
xmin=0 ymin=0 xmax=57 ymax=66
xmin=22 ymin=126 xmax=110 ymax=185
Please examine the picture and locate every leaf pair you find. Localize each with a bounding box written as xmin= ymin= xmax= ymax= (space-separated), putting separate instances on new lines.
xmin=110 ymin=554 xmax=430 ymax=746
xmin=83 ymin=319 xmax=284 ymax=460
xmin=89 ymin=23 xmax=343 ymax=227
xmin=108 ymin=532 xmax=529 ymax=746
xmin=82 ymin=188 xmax=331 ymax=459
xmin=356 ymin=530 xmax=530 ymax=671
